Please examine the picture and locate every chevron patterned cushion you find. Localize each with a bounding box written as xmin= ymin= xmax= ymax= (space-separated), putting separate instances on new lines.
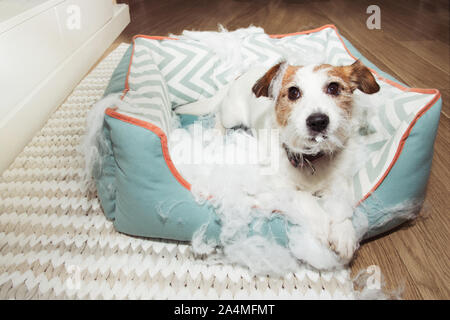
xmin=96 ymin=25 xmax=442 ymax=243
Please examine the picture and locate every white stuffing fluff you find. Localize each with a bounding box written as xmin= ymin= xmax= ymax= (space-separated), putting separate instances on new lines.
xmin=356 ymin=196 xmax=424 ymax=233
xmin=176 ymin=24 xmax=326 ymax=79
xmin=169 ymin=122 xmax=348 ymax=273
xmin=176 ymin=25 xmax=265 ymax=78
xmin=80 ymin=94 xmax=129 ymax=184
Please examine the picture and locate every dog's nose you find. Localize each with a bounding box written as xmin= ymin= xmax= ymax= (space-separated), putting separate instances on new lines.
xmin=306 ymin=113 xmax=329 ymax=132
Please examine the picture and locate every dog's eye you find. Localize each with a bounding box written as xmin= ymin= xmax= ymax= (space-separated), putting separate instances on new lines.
xmin=288 ymin=87 xmax=301 ymax=100
xmin=327 ymin=82 xmax=340 ymax=96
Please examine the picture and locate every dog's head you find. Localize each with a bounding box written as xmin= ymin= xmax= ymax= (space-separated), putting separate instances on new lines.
xmin=252 ymin=60 xmax=380 ymax=157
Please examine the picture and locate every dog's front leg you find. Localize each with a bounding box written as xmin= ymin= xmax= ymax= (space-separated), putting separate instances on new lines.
xmin=294 ymin=190 xmax=332 ymax=248
xmin=322 ymin=183 xmax=358 ymax=263
xmin=328 ymin=217 xmax=358 ymax=263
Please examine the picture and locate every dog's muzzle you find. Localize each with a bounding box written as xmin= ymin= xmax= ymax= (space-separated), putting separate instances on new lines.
xmin=283 ymin=143 xmax=324 ymax=171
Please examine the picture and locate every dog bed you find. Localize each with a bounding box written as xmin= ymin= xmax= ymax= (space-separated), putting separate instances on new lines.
xmin=94 ymin=25 xmax=441 ymax=251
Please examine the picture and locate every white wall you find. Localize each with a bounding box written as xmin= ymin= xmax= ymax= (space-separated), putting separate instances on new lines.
xmin=0 ymin=1 xmax=130 ymax=173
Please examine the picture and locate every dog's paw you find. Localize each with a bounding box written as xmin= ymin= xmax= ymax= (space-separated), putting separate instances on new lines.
xmin=328 ymin=219 xmax=358 ymax=262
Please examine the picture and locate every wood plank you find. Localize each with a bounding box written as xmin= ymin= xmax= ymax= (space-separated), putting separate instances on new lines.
xmin=388 ymin=222 xmax=449 ymax=299
xmin=398 ymin=40 xmax=449 ymax=75
xmin=439 ymin=89 xmax=450 ymax=118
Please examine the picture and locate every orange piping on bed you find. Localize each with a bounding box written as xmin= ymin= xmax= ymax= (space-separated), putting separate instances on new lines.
xmin=269 ymin=24 xmax=337 ymax=38
xmin=105 ymin=108 xmax=192 ymax=191
xmin=355 ymin=91 xmax=441 ymax=205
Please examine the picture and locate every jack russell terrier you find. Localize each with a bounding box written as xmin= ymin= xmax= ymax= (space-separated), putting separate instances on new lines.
xmin=175 ymin=60 xmax=380 ymax=262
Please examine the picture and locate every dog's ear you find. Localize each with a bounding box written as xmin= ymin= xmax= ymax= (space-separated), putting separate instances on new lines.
xmin=252 ymin=62 xmax=285 ymax=98
xmin=349 ymin=60 xmax=380 ymax=94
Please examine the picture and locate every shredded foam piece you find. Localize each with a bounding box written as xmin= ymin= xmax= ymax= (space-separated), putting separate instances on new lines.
xmin=0 ymin=43 xmax=371 ymax=299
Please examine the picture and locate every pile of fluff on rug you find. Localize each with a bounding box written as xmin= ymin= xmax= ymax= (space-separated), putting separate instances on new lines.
xmin=169 ymin=115 xmax=366 ymax=275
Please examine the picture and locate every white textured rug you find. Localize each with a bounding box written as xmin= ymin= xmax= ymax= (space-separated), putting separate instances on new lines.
xmin=0 ymin=44 xmax=357 ymax=299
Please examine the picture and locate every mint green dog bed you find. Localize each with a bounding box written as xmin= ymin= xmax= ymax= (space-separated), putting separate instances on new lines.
xmin=95 ymin=25 xmax=441 ymax=247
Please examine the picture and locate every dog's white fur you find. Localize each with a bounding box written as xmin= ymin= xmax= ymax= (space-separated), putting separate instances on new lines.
xmin=175 ymin=60 xmax=380 ymax=262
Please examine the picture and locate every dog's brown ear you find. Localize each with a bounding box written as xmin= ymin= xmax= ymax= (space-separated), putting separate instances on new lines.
xmin=349 ymin=60 xmax=380 ymax=94
xmin=252 ymin=62 xmax=284 ymax=98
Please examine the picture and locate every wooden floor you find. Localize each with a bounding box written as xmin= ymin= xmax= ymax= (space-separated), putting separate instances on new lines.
xmin=109 ymin=0 xmax=449 ymax=299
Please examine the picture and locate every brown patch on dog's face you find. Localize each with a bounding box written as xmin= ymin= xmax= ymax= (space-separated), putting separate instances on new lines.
xmin=275 ymin=65 xmax=302 ymax=126
xmin=313 ymin=64 xmax=332 ymax=72
xmin=281 ymin=65 xmax=301 ymax=87
xmin=315 ymin=63 xmax=352 ymax=113
xmin=323 ymin=73 xmax=354 ymax=114
xmin=252 ymin=63 xmax=303 ymax=127
xmin=318 ymin=60 xmax=380 ymax=113
xmin=328 ymin=60 xmax=380 ymax=94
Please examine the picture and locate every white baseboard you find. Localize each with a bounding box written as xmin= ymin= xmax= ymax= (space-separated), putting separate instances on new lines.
xmin=0 ymin=4 xmax=130 ymax=174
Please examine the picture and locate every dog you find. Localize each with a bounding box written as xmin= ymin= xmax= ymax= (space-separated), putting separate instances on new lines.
xmin=175 ymin=60 xmax=380 ymax=262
